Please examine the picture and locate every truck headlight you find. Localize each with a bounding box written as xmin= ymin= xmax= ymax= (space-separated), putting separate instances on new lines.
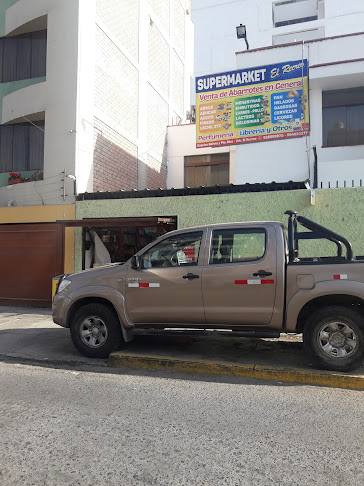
xmin=57 ymin=279 xmax=71 ymax=293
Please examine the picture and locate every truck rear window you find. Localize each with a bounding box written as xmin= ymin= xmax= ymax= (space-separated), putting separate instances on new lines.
xmin=210 ymin=229 xmax=266 ymax=264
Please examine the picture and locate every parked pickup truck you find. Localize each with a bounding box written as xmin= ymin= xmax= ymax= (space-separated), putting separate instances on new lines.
xmin=53 ymin=211 xmax=364 ymax=372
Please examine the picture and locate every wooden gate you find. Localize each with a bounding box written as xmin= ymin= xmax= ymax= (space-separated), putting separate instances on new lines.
xmin=0 ymin=223 xmax=64 ymax=307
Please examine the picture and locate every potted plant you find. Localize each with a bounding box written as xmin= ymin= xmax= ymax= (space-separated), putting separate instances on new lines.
xmin=23 ymin=170 xmax=44 ymax=183
xmin=8 ymin=173 xmax=23 ymax=185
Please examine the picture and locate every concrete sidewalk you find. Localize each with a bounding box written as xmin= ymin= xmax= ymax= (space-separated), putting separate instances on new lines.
xmin=0 ymin=306 xmax=106 ymax=367
xmin=0 ymin=306 xmax=363 ymax=389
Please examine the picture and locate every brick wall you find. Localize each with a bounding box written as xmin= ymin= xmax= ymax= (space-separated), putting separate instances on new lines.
xmin=95 ymin=26 xmax=139 ymax=141
xmin=171 ymin=49 xmax=184 ymax=115
xmin=93 ymin=0 xmax=188 ymax=191
xmin=148 ymin=22 xmax=169 ymax=97
xmin=141 ymin=84 xmax=168 ymax=189
xmin=145 ymin=154 xmax=167 ymax=189
xmin=150 ymin=0 xmax=170 ymax=32
xmin=96 ymin=0 xmax=139 ymax=60
xmin=93 ymin=118 xmax=138 ymax=191
xmin=148 ymin=84 xmax=168 ymax=145
xmin=172 ymin=0 xmax=185 ymax=56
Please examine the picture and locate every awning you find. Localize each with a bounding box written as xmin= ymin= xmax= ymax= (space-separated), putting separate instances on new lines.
xmin=56 ymin=216 xmax=177 ymax=228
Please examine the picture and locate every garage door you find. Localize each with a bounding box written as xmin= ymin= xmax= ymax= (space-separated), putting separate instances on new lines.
xmin=0 ymin=223 xmax=64 ymax=307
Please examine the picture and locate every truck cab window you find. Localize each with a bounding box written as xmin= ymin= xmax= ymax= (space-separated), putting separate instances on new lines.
xmin=142 ymin=232 xmax=203 ymax=268
xmin=210 ymin=229 xmax=266 ymax=264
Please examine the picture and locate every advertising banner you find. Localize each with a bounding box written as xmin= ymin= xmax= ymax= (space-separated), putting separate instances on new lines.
xmin=196 ymin=60 xmax=309 ymax=148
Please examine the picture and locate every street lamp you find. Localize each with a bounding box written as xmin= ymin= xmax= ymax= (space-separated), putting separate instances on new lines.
xmin=236 ymin=24 xmax=249 ymax=50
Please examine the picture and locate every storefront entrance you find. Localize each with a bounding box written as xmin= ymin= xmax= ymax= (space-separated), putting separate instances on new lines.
xmin=59 ymin=216 xmax=177 ymax=270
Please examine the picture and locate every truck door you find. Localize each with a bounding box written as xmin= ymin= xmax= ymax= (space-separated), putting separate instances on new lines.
xmin=202 ymin=225 xmax=277 ymax=325
xmin=125 ymin=230 xmax=205 ymax=325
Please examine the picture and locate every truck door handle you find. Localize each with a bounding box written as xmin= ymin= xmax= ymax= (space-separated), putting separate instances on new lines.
xmin=253 ymin=270 xmax=272 ymax=277
xmin=183 ymin=273 xmax=199 ymax=280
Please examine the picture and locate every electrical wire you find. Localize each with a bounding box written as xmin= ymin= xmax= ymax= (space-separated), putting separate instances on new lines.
xmin=13 ymin=192 xmax=64 ymax=204
xmin=33 ymin=181 xmax=45 ymax=205
xmin=192 ymin=0 xmax=250 ymax=12
xmin=10 ymin=186 xmax=63 ymax=198
xmin=5 ymin=179 xmax=63 ymax=189
xmin=22 ymin=116 xmax=45 ymax=132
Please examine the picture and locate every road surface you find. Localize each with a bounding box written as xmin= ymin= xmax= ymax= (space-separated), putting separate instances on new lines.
xmin=0 ymin=361 xmax=363 ymax=485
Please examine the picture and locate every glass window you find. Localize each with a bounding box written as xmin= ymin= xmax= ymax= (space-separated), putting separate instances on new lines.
xmin=322 ymin=88 xmax=364 ymax=147
xmin=31 ymin=30 xmax=47 ymax=78
xmin=0 ymin=125 xmax=13 ymax=171
xmin=0 ymin=121 xmax=44 ymax=172
xmin=142 ymin=232 xmax=203 ymax=268
xmin=184 ymin=153 xmax=229 ymax=188
xmin=275 ymin=0 xmax=309 ymax=5
xmin=0 ymin=39 xmax=3 ymax=82
xmin=210 ymin=229 xmax=266 ymax=265
xmin=13 ymin=125 xmax=29 ymax=171
xmin=275 ymin=16 xmax=318 ymax=27
xmin=16 ymin=34 xmax=32 ymax=80
xmin=0 ymin=30 xmax=46 ymax=83
xmin=29 ymin=124 xmax=45 ymax=170
xmin=347 ymin=105 xmax=364 ymax=146
xmin=2 ymin=37 xmax=17 ymax=83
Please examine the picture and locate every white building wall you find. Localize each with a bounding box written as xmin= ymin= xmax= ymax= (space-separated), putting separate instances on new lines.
xmin=0 ymin=0 xmax=194 ymax=206
xmin=234 ymin=43 xmax=310 ymax=185
xmin=92 ymin=0 xmax=194 ymax=191
xmin=0 ymin=0 xmax=80 ymax=207
xmin=192 ymin=0 xmax=364 ymax=102
xmin=235 ymin=33 xmax=364 ymax=187
xmin=324 ymin=0 xmax=364 ymax=37
xmin=75 ymin=0 xmax=96 ymax=194
xmin=167 ymin=123 xmax=236 ymax=188
xmin=168 ymin=0 xmax=364 ymax=191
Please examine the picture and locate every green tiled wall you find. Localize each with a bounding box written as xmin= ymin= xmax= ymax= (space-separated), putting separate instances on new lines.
xmin=74 ymin=188 xmax=364 ymax=270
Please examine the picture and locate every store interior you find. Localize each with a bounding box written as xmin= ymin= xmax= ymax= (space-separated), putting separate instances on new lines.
xmin=81 ymin=217 xmax=177 ymax=268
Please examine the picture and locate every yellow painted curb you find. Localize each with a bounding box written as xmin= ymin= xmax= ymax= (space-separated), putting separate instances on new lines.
xmin=253 ymin=365 xmax=364 ymax=390
xmin=108 ymin=353 xmax=364 ymax=390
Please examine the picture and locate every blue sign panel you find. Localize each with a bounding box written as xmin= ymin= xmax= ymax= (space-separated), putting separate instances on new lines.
xmin=196 ymin=60 xmax=308 ymax=94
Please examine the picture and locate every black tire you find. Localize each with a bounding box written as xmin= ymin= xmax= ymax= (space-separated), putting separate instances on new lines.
xmin=303 ymin=305 xmax=364 ymax=372
xmin=70 ymin=303 xmax=124 ymax=358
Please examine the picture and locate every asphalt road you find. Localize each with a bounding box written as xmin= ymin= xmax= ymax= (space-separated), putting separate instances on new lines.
xmin=0 ymin=362 xmax=363 ymax=486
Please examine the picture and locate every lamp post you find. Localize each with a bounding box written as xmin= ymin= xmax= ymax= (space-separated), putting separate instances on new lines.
xmin=236 ymin=24 xmax=249 ymax=50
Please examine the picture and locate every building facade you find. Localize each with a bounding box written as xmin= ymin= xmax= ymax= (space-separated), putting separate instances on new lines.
xmin=192 ymin=0 xmax=364 ymax=90
xmin=168 ymin=0 xmax=364 ymax=190
xmin=0 ymin=0 xmax=193 ymax=205
xmin=234 ymin=32 xmax=364 ymax=188
xmin=0 ymin=0 xmax=193 ymax=305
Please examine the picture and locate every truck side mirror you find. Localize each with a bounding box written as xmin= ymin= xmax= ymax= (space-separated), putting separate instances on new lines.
xmin=131 ymin=255 xmax=141 ymax=270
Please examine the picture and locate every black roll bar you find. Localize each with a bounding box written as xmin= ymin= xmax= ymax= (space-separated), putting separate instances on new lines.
xmin=284 ymin=210 xmax=353 ymax=262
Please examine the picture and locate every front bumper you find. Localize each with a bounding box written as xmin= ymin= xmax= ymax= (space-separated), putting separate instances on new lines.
xmin=52 ymin=292 xmax=72 ymax=328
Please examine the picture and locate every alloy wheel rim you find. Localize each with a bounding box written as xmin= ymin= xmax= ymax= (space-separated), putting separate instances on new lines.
xmin=80 ymin=316 xmax=108 ymax=348
xmin=317 ymin=320 xmax=357 ymax=359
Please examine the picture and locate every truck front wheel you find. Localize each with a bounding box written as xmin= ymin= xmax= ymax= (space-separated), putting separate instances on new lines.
xmin=303 ymin=306 xmax=364 ymax=372
xmin=70 ymin=303 xmax=124 ymax=358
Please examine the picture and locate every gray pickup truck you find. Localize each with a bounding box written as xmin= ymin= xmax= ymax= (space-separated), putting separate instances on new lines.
xmin=53 ymin=211 xmax=364 ymax=372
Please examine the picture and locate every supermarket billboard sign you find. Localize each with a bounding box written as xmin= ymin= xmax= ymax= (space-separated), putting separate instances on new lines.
xmin=195 ymin=60 xmax=309 ymax=148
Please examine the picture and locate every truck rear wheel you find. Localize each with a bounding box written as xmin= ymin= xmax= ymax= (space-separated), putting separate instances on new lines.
xmin=70 ymin=303 xmax=124 ymax=358
xmin=303 ymin=306 xmax=364 ymax=372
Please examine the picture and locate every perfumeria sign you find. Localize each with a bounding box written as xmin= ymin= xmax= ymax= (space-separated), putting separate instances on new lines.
xmin=196 ymin=60 xmax=309 ymax=148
